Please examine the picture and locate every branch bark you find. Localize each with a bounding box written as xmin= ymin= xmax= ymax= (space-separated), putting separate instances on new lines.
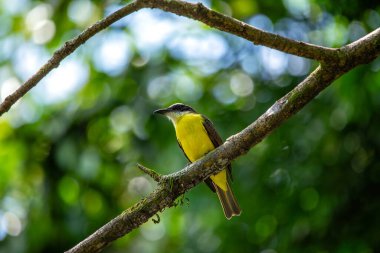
xmin=65 ymin=27 xmax=380 ymax=253
xmin=0 ymin=0 xmax=341 ymax=116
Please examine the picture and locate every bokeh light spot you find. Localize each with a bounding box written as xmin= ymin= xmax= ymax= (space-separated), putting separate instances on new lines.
xmin=78 ymin=147 xmax=101 ymax=180
xmin=259 ymin=48 xmax=288 ymax=78
xmin=81 ymin=189 xmax=104 ymax=216
xmin=348 ymin=21 xmax=367 ymax=42
xmin=140 ymin=221 xmax=166 ymax=241
xmin=255 ymin=215 xmax=277 ymax=239
xmin=68 ymin=0 xmax=98 ymax=27
xmin=25 ymin=3 xmax=52 ymax=30
xmin=269 ymin=168 xmax=292 ymax=191
xmin=58 ymin=176 xmax=80 ymax=205
xmin=1 ymin=77 xmax=20 ymax=103
xmin=287 ymin=55 xmax=310 ymax=76
xmin=110 ymin=106 xmax=135 ymax=134
xmin=230 ymin=71 xmax=254 ymax=97
xmin=128 ymin=176 xmax=153 ymax=197
xmin=147 ymin=75 xmax=173 ymax=101
xmin=291 ymin=218 xmax=310 ymax=241
xmin=1 ymin=0 xmax=29 ymax=14
xmin=213 ymin=80 xmax=237 ymax=105
xmin=283 ymin=0 xmax=311 ymax=18
xmin=25 ymin=3 xmax=55 ymax=44
xmin=324 ymin=20 xmax=348 ymax=47
xmin=196 ymin=230 xmax=221 ymax=252
xmin=0 ymin=212 xmax=22 ymax=236
xmin=32 ymin=19 xmax=55 ymax=44
xmin=174 ymin=75 xmax=203 ymax=102
xmin=128 ymin=9 xmax=180 ymax=53
xmin=93 ymin=32 xmax=132 ymax=76
xmin=351 ymin=148 xmax=369 ymax=174
xmin=329 ymin=107 xmax=348 ymax=130
xmin=230 ymin=0 xmax=257 ymax=18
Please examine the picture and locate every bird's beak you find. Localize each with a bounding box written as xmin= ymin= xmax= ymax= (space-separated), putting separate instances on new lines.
xmin=153 ymin=108 xmax=170 ymax=115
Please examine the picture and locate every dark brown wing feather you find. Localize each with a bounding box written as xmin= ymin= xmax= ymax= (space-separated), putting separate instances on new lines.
xmin=201 ymin=116 xmax=223 ymax=146
xmin=202 ymin=115 xmax=233 ymax=181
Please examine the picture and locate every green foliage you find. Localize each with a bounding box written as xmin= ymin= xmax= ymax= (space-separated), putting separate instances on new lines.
xmin=0 ymin=0 xmax=380 ymax=252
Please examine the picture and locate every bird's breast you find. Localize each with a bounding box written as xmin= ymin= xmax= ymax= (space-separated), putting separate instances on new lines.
xmin=174 ymin=114 xmax=215 ymax=162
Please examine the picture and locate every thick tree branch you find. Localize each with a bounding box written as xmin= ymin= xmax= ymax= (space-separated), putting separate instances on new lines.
xmin=341 ymin=28 xmax=380 ymax=66
xmin=65 ymin=28 xmax=380 ymax=253
xmin=0 ymin=0 xmax=342 ymax=116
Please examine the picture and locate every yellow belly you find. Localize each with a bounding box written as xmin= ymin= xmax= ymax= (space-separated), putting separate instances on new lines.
xmin=174 ymin=114 xmax=227 ymax=191
xmin=175 ymin=114 xmax=214 ymax=162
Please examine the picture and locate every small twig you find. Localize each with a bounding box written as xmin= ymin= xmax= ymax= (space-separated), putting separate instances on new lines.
xmin=152 ymin=213 xmax=160 ymax=224
xmin=137 ymin=163 xmax=162 ymax=182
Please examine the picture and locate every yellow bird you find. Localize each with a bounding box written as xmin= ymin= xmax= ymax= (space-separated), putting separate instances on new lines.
xmin=154 ymin=103 xmax=241 ymax=219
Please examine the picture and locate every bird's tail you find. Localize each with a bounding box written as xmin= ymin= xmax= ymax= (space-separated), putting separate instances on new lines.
xmin=214 ymin=182 xmax=241 ymax=219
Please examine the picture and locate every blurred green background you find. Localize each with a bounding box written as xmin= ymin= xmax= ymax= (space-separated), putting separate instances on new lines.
xmin=1 ymin=0 xmax=380 ymax=252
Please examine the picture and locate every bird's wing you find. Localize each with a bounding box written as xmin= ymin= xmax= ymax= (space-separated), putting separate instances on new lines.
xmin=202 ymin=115 xmax=233 ymax=182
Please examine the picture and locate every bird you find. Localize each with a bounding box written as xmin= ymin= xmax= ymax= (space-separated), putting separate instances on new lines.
xmin=154 ymin=103 xmax=241 ymax=219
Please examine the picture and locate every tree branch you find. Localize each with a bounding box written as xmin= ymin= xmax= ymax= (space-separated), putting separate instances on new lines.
xmin=141 ymin=0 xmax=338 ymax=62
xmin=0 ymin=0 xmax=144 ymax=116
xmin=341 ymin=28 xmax=380 ymax=66
xmin=0 ymin=0 xmax=343 ymax=116
xmin=65 ymin=28 xmax=380 ymax=253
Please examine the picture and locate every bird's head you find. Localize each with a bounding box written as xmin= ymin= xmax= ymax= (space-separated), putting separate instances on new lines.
xmin=154 ymin=103 xmax=196 ymax=122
